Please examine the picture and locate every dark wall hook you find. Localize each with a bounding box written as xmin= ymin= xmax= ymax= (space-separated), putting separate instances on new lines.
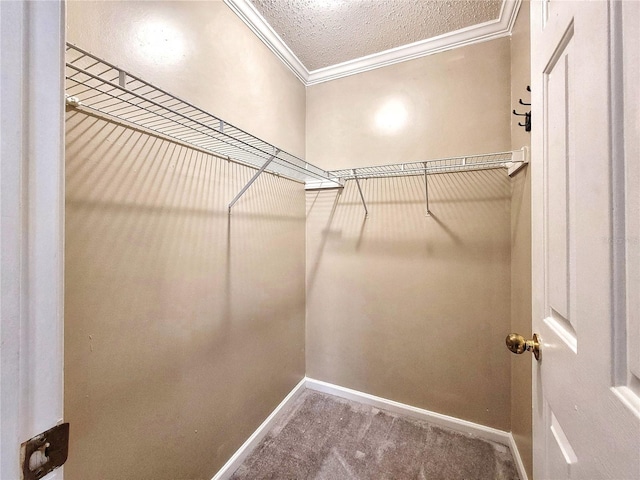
xmin=513 ymin=86 xmax=531 ymax=132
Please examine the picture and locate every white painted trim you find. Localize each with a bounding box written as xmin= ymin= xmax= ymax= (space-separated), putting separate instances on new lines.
xmin=222 ymin=0 xmax=308 ymax=83
xmin=224 ymin=0 xmax=522 ymax=85
xmin=305 ymin=378 xmax=512 ymax=445
xmin=1 ymin=1 xmax=65 ymax=479
xmin=211 ymin=378 xmax=307 ymax=480
xmin=508 ymin=146 xmax=530 ymax=176
xmin=306 ymin=0 xmax=522 ymax=85
xmin=509 ymin=433 xmax=530 ymax=480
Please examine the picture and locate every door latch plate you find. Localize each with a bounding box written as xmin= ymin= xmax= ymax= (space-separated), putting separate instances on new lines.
xmin=20 ymin=423 xmax=69 ymax=480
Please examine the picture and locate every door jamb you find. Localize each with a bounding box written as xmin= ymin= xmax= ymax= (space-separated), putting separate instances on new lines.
xmin=1 ymin=1 xmax=66 ymax=478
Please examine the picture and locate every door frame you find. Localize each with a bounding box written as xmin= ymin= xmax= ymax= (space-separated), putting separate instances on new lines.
xmin=0 ymin=1 xmax=66 ymax=478
xmin=5 ymin=1 xmax=635 ymax=479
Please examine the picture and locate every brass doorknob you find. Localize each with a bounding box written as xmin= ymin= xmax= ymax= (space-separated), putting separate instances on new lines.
xmin=505 ymin=333 xmax=541 ymax=361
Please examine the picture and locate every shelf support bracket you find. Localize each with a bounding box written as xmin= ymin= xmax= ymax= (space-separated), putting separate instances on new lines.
xmin=424 ymin=162 xmax=431 ymax=217
xmin=352 ymin=169 xmax=368 ymax=216
xmin=228 ymin=150 xmax=279 ymax=214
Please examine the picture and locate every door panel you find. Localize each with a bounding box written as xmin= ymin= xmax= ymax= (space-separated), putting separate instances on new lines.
xmin=546 ymin=407 xmax=577 ymax=479
xmin=531 ymin=1 xmax=640 ymax=478
xmin=616 ymin=0 xmax=640 ymax=406
xmin=545 ymin=23 xmax=574 ymax=339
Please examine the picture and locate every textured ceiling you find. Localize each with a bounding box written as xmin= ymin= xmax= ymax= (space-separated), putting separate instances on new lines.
xmin=249 ymin=0 xmax=503 ymax=71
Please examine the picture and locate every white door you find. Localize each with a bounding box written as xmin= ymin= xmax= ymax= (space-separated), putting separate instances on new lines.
xmin=0 ymin=1 xmax=66 ymax=479
xmin=530 ymin=0 xmax=640 ymax=478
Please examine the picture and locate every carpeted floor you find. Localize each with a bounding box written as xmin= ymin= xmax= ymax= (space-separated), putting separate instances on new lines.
xmin=230 ymin=389 xmax=520 ymax=480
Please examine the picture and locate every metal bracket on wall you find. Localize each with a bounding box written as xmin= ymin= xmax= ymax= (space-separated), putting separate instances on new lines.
xmin=352 ymin=169 xmax=368 ymax=217
xmin=423 ymin=162 xmax=431 ymax=217
xmin=507 ymin=147 xmax=529 ymax=176
xmin=228 ymin=150 xmax=279 ymax=214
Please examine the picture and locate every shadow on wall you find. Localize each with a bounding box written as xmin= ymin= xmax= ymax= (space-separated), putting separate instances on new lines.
xmin=305 ymin=168 xmax=512 ymax=431
xmin=306 ymin=169 xmax=511 ymax=292
xmin=64 ymin=111 xmax=306 ymax=479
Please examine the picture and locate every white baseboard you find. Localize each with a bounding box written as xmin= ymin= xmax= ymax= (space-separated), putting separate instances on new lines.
xmin=212 ymin=376 xmax=529 ymax=480
xmin=509 ymin=432 xmax=530 ymax=480
xmin=211 ymin=377 xmax=306 ymax=480
xmin=305 ymin=377 xmax=510 ymax=444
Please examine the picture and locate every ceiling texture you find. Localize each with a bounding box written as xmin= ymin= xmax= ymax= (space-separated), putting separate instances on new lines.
xmin=224 ymin=0 xmax=521 ymax=85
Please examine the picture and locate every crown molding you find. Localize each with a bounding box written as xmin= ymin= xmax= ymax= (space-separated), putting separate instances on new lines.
xmin=223 ymin=0 xmax=309 ymax=82
xmin=225 ymin=0 xmax=522 ymax=86
xmin=307 ymin=0 xmax=522 ymax=85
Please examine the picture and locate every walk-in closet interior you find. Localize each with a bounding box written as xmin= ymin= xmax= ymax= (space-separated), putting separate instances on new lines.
xmin=63 ymin=1 xmax=532 ymax=478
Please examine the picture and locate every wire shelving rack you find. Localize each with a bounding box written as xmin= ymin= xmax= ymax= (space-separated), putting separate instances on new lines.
xmin=325 ymin=150 xmax=527 ymax=216
xmin=328 ymin=151 xmax=519 ymax=181
xmin=64 ymin=43 xmax=341 ymax=211
xmin=64 ymin=43 xmax=527 ymax=213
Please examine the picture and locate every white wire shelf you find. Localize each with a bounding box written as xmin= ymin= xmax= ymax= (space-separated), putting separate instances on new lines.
xmin=327 ymin=151 xmax=522 ymax=181
xmin=64 ymin=43 xmax=339 ymax=190
xmin=65 ymin=43 xmax=527 ymax=214
xmin=323 ymin=149 xmax=528 ymax=217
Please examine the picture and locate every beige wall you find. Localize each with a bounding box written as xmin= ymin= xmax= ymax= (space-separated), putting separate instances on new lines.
xmin=67 ymin=0 xmax=306 ymax=158
xmin=64 ymin=2 xmax=306 ymax=479
xmin=306 ymin=172 xmax=512 ymax=430
xmin=305 ymin=38 xmax=514 ymax=430
xmin=510 ymin=1 xmax=533 ymax=477
xmin=511 ymin=1 xmax=532 ymax=152
xmin=306 ymin=38 xmax=512 ymax=170
xmin=65 ymin=112 xmax=306 ymax=480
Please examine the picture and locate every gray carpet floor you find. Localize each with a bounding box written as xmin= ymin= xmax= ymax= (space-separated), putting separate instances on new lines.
xmin=230 ymin=389 xmax=520 ymax=480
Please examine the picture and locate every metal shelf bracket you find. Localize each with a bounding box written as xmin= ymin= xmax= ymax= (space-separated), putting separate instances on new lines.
xmin=228 ymin=150 xmax=279 ymax=214
xmin=423 ymin=162 xmax=431 ymax=217
xmin=507 ymin=147 xmax=529 ymax=176
xmin=353 ymin=169 xmax=368 ymax=217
